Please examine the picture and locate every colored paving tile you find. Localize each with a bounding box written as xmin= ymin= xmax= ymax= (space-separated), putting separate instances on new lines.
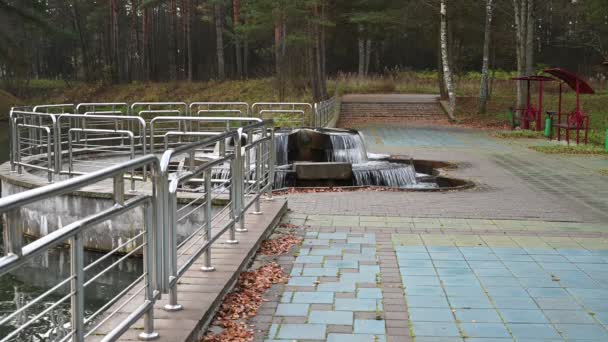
xmin=396 ymin=245 xmax=608 ymax=341
xmin=266 ymin=232 xmax=387 ymax=341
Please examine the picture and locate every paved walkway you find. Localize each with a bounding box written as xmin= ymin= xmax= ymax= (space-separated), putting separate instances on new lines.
xmin=253 ymin=125 xmax=608 ymax=341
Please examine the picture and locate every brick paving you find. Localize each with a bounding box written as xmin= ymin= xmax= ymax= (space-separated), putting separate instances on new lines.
xmin=252 ymin=125 xmax=608 ymax=341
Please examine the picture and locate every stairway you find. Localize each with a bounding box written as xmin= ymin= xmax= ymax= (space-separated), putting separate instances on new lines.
xmin=337 ymin=94 xmax=447 ymax=127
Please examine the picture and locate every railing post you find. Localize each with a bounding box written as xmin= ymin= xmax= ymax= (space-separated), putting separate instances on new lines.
xmin=201 ymin=169 xmax=215 ymax=272
xmin=226 ymin=156 xmax=238 ymax=245
xmin=139 ymin=202 xmax=160 ymax=341
xmin=253 ymin=134 xmax=263 ymax=215
xmin=164 ymin=189 xmax=183 ymax=311
xmin=234 ymin=131 xmax=247 ymax=233
xmin=71 ymin=233 xmax=85 ymax=342
xmin=265 ymin=128 xmax=275 ymax=201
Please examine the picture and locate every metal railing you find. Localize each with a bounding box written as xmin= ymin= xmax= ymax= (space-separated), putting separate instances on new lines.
xmin=189 ymin=102 xmax=250 ymax=117
xmin=251 ymin=102 xmax=314 ymax=127
xmin=0 ymin=155 xmax=163 ymax=342
xmin=2 ymin=113 xmax=276 ymax=341
xmin=314 ymin=96 xmax=338 ymax=127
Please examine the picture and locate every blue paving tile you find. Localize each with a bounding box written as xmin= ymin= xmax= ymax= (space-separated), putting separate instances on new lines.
xmin=553 ymin=323 xmax=608 ymax=340
xmin=268 ymin=323 xmax=279 ymax=338
xmin=429 ymin=246 xmax=458 ymax=252
xmin=343 ymin=253 xmax=376 ymax=262
xmin=287 ymin=276 xmax=318 ymax=286
xmin=401 ymin=267 xmax=437 ymax=276
xmin=341 ymin=272 xmax=377 ymax=284
xmin=466 ymin=254 xmax=500 ymax=261
xmin=397 ymin=252 xmax=431 ymax=260
xmin=303 ymin=239 xmax=329 ymax=246
xmin=409 ymin=308 xmax=455 ymax=322
xmin=593 ymin=311 xmax=608 ymax=326
xmin=455 ymin=309 xmax=501 ymax=323
xmin=358 ymin=288 xmax=383 ymax=299
xmin=396 ymin=246 xmax=427 ymax=252
xmin=318 ymin=232 xmax=347 ymax=240
xmin=411 ymin=321 xmax=460 ymax=337
xmin=497 ymin=254 xmax=534 ymax=262
xmin=460 ymin=323 xmax=511 ymax=338
xmin=439 ymin=276 xmax=481 ymax=286
xmin=359 ymin=265 xmax=381 ymax=274
xmin=485 ymin=286 xmax=529 ymax=297
xmin=317 ymin=281 xmax=356 ymax=292
xmin=523 ymin=248 xmax=559 ymax=255
xmin=578 ymin=299 xmax=608 ymax=312
xmin=566 ymin=256 xmax=606 ymax=263
xmin=280 ymin=292 xmax=293 ymax=303
xmin=275 ymin=303 xmax=310 ymax=316
xmin=478 ymin=277 xmax=521 ymax=287
xmin=517 ymin=277 xmax=561 ymax=288
xmin=558 ymin=249 xmax=593 ymax=256
xmin=507 ymin=323 xmax=560 ymax=339
xmin=538 ymin=262 xmax=579 ymax=271
xmin=415 ymin=338 xmax=464 ymax=342
xmin=430 ymin=253 xmax=465 ymax=260
xmin=435 ymin=260 xmax=470 ymax=268
xmin=324 ymin=259 xmax=358 ymax=269
xmin=492 ymin=296 xmax=538 ymax=309
xmin=308 ymin=310 xmax=353 ymax=325
xmin=533 ymin=297 xmax=583 ymax=310
xmin=354 ymin=319 xmax=386 ymax=334
xmin=499 ymin=309 xmax=549 ymax=323
xmin=399 ymin=259 xmax=434 ymax=268
xmin=292 ymin=291 xmax=334 ymax=304
xmin=276 ymin=323 xmax=327 ymax=339
xmin=436 ymin=268 xmax=475 ymax=276
xmin=327 ymin=334 xmax=376 ymax=342
xmin=542 ymin=309 xmax=596 ymax=324
xmin=402 ymin=275 xmax=441 ymax=286
xmin=405 ymin=285 xmax=445 ymax=296
xmin=335 ymin=298 xmax=378 ymax=311
xmin=531 ymin=255 xmax=569 ymax=263
xmin=492 ymin=247 xmax=526 ymax=255
xmin=527 ymin=287 xmax=570 ymax=298
xmin=444 ymin=286 xmax=486 ymax=297
xmin=468 ymin=261 xmax=505 ymax=269
xmin=302 ymin=267 xmax=339 ymax=276
xmin=568 ymin=288 xmax=608 ymax=299
xmin=407 ymin=295 xmax=450 ymax=308
xmin=310 ymin=248 xmax=343 ymax=256
xmin=559 ymin=276 xmax=601 ymax=288
xmin=294 ymin=255 xmax=324 ymax=264
xmin=474 ymin=268 xmax=514 ymax=277
xmin=448 ymin=296 xmax=494 ymax=309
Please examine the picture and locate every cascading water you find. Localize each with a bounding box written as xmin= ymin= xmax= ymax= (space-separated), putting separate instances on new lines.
xmin=328 ymin=133 xmax=368 ymax=164
xmin=275 ymin=133 xmax=289 ymax=166
xmin=352 ymin=162 xmax=417 ymax=187
xmin=273 ymin=128 xmax=423 ymax=189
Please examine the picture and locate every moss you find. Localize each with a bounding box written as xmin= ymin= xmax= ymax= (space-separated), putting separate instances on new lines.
xmin=492 ymin=130 xmax=544 ymax=139
xmin=529 ymin=144 xmax=608 ymax=155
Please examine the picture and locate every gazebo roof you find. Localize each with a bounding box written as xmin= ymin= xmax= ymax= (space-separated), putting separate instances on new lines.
xmin=543 ymin=68 xmax=594 ymax=94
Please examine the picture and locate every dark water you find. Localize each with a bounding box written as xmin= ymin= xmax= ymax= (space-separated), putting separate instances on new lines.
xmin=0 ymin=121 xmax=142 ymax=341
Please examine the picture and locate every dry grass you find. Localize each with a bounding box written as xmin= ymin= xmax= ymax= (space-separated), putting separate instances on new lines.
xmin=529 ymin=144 xmax=608 ymax=155
xmin=492 ymin=130 xmax=545 ymax=139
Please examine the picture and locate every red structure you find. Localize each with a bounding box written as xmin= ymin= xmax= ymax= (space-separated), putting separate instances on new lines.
xmin=511 ymin=76 xmax=555 ymax=131
xmin=543 ymin=68 xmax=594 ymax=145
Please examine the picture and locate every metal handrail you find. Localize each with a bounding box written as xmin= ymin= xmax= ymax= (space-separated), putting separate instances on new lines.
xmin=0 ymin=155 xmax=163 ymax=341
xmin=189 ymin=102 xmax=250 ymax=116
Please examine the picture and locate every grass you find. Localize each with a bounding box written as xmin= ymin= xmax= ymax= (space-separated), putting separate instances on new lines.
xmin=529 ymin=144 xmax=608 ymax=155
xmin=3 ymin=71 xmax=608 ymax=148
xmin=599 ymin=169 xmax=608 ymax=176
xmin=492 ymin=129 xmax=544 ymax=139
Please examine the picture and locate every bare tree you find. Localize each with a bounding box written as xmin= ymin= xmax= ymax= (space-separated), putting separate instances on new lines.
xmin=440 ymin=0 xmax=455 ymax=114
xmin=478 ymin=0 xmax=494 ymax=114
xmin=215 ymin=1 xmax=225 ymax=80
xmin=513 ymin=0 xmax=535 ymax=109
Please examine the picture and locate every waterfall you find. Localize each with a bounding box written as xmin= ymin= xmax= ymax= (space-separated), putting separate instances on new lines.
xmin=274 ymin=133 xmax=289 ymax=165
xmin=352 ymin=162 xmax=417 ymax=187
xmin=328 ymin=133 xmax=368 ymax=164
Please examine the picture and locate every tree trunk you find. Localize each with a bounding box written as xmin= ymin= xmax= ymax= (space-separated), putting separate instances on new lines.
xmin=186 ymin=0 xmax=193 ymax=81
xmin=478 ymin=0 xmax=494 ymax=114
xmin=109 ymin=0 xmax=119 ymax=83
xmin=365 ymin=40 xmax=372 ymax=75
xmin=215 ymin=2 xmax=225 ymax=80
xmin=358 ymin=25 xmax=365 ymax=77
xmin=233 ymin=0 xmax=242 ymax=79
xmin=168 ymin=0 xmax=178 ymax=80
xmin=437 ymin=36 xmax=448 ymax=99
xmin=440 ymin=0 xmax=456 ymax=114
xmin=525 ymin=0 xmax=534 ymax=75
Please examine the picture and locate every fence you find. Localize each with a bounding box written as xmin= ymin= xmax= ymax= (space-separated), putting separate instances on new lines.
xmin=1 ymin=117 xmax=275 ymax=341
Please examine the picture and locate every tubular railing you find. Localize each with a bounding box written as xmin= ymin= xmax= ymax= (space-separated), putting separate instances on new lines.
xmin=1 ymin=116 xmax=276 ymax=341
xmin=76 ymin=103 xmax=129 ymax=116
xmin=0 ymin=155 xmax=163 ymax=342
xmin=314 ymin=96 xmax=338 ymax=127
xmin=189 ymin=102 xmax=250 ymax=117
xmin=251 ymin=102 xmax=313 ymax=127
